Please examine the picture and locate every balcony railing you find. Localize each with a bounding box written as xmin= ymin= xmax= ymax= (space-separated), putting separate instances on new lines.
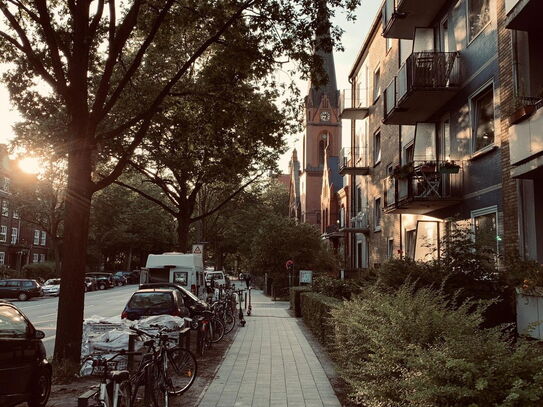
xmin=384 ymin=161 xmax=463 ymax=215
xmin=339 ymin=147 xmax=370 ymax=176
xmin=339 ymin=88 xmax=369 ymax=120
xmin=382 ymin=0 xmax=450 ymax=39
xmin=339 ymin=208 xmax=370 ymax=234
xmin=384 ymin=52 xmax=461 ymax=125
xmin=509 ymin=98 xmax=543 ymax=176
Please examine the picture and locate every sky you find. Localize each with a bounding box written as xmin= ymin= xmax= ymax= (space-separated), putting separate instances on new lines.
xmin=0 ymin=0 xmax=382 ymax=168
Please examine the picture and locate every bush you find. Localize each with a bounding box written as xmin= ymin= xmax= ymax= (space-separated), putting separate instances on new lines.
xmin=312 ymin=274 xmax=362 ymax=300
xmin=289 ymin=286 xmax=311 ymax=317
xmin=331 ymin=284 xmax=543 ymax=406
xmin=23 ymin=262 xmax=57 ymax=281
xmin=300 ymin=292 xmax=340 ymax=347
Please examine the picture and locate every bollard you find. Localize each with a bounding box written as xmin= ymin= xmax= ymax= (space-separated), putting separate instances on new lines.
xmin=127 ymin=334 xmax=135 ymax=371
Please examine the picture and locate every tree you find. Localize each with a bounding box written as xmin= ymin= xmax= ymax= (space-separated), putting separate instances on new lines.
xmin=0 ymin=0 xmax=360 ymax=364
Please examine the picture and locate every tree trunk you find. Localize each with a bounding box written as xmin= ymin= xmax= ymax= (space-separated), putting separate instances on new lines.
xmin=176 ymin=216 xmax=191 ymax=253
xmin=54 ymin=146 xmax=93 ymax=365
xmin=52 ymin=238 xmax=61 ymax=275
xmin=125 ymin=247 xmax=133 ymax=271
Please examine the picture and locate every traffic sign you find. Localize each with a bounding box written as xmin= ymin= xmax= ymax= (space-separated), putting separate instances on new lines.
xmin=285 ymin=260 xmax=294 ymax=271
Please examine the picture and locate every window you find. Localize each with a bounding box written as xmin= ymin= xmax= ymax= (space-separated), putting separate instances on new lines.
xmin=319 ymin=139 xmax=326 ymax=166
xmin=356 ymin=186 xmax=362 ymax=213
xmin=34 ymin=230 xmax=40 ymax=245
xmin=13 ymin=210 xmax=19 ymax=219
xmin=40 ymin=254 xmax=45 ymax=263
xmin=0 ymin=226 xmax=6 ymax=243
xmin=468 ymin=0 xmax=490 ymax=42
xmin=374 ymin=198 xmax=381 ymax=231
xmin=40 ymin=231 xmax=46 ymax=246
xmin=373 ymin=66 xmax=381 ymax=102
xmin=386 ymin=37 xmax=393 ymax=53
xmin=1 ymin=200 xmax=8 ymax=217
xmin=471 ymin=86 xmax=495 ymax=152
xmin=2 ymin=177 xmax=9 ymax=193
xmin=10 ymin=227 xmax=17 ymax=244
xmin=0 ymin=306 xmax=28 ymax=338
xmin=405 ymin=229 xmax=416 ymax=258
xmin=387 ymin=238 xmax=394 ymax=259
xmin=33 ymin=253 xmax=39 ymax=263
xmin=373 ymin=130 xmax=381 ymax=165
xmin=0 ymin=252 xmax=4 ymax=264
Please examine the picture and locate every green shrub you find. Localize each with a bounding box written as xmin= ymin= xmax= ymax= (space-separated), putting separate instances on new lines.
xmin=23 ymin=262 xmax=57 ymax=280
xmin=289 ymin=286 xmax=311 ymax=317
xmin=300 ymin=292 xmax=340 ymax=347
xmin=331 ymin=284 xmax=543 ymax=406
xmin=312 ymin=274 xmax=362 ymax=300
xmin=0 ymin=265 xmax=18 ymax=280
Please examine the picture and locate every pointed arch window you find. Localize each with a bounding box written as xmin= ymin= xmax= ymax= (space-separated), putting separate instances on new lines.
xmin=319 ymin=132 xmax=328 ymax=166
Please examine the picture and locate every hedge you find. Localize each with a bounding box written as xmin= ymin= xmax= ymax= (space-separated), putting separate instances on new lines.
xmin=289 ymin=286 xmax=311 ymax=317
xmin=300 ymin=292 xmax=340 ymax=347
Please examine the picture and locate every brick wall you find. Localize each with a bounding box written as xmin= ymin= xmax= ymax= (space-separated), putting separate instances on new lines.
xmin=496 ymin=0 xmax=520 ymax=259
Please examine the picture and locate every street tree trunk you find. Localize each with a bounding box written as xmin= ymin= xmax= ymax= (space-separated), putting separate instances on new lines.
xmin=53 ymin=146 xmax=93 ymax=364
xmin=176 ymin=216 xmax=192 ymax=253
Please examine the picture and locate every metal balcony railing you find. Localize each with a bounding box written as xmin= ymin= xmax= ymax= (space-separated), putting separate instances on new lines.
xmin=351 ymin=209 xmax=370 ymax=231
xmin=339 ymin=88 xmax=369 ymax=120
xmin=339 ymin=147 xmax=370 ymax=175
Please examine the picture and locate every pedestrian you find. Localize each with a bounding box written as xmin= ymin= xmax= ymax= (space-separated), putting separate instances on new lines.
xmin=238 ymin=272 xmax=244 ymax=281
xmin=244 ymin=273 xmax=251 ymax=289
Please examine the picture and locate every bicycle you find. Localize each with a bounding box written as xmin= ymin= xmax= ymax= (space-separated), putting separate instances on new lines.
xmin=129 ymin=325 xmax=197 ymax=404
xmin=80 ymin=350 xmax=141 ymax=407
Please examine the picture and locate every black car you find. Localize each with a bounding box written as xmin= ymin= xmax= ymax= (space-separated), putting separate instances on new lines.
xmin=86 ymin=273 xmax=114 ymax=290
xmin=0 ymin=279 xmax=43 ymax=301
xmin=0 ymin=301 xmax=52 ymax=407
xmin=112 ymin=273 xmax=127 ymax=287
xmin=121 ymin=288 xmax=190 ymax=321
xmin=139 ymin=282 xmax=208 ymax=312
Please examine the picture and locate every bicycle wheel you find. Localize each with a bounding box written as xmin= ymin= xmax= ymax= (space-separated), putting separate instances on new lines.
xmin=223 ymin=310 xmax=235 ymax=335
xmin=117 ymin=380 xmax=132 ymax=407
xmin=166 ymin=348 xmax=197 ymax=395
xmin=210 ymin=317 xmax=224 ymax=343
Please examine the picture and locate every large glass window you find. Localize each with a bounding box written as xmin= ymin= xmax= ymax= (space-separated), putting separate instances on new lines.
xmin=472 ymin=87 xmax=495 ymax=152
xmin=374 ymin=198 xmax=381 ymax=231
xmin=468 ymin=0 xmax=490 ymax=42
xmin=474 ymin=212 xmax=497 ymax=254
xmin=373 ymin=131 xmax=381 ymax=165
xmin=0 ymin=226 xmax=6 ymax=243
xmin=373 ymin=66 xmax=381 ymax=102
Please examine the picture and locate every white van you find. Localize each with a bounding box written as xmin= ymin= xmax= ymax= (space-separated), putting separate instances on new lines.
xmin=140 ymin=252 xmax=205 ymax=298
xmin=204 ymin=270 xmax=227 ymax=287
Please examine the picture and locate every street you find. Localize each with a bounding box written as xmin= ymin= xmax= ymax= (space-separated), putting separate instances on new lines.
xmin=13 ymin=285 xmax=137 ymax=355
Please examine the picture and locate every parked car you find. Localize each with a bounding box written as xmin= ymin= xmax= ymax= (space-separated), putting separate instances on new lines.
xmin=139 ymin=282 xmax=208 ymax=313
xmin=42 ymin=279 xmax=61 ymax=296
xmin=121 ymin=288 xmax=190 ymax=321
xmin=0 ymin=279 xmax=43 ymax=301
xmin=0 ymin=301 xmax=52 ymax=406
xmin=114 ymin=271 xmax=139 ymax=284
xmin=204 ymin=270 xmax=227 ymax=287
xmin=84 ymin=277 xmax=97 ymax=292
xmin=112 ymin=273 xmax=127 ymax=287
xmin=85 ymin=273 xmax=114 ymax=290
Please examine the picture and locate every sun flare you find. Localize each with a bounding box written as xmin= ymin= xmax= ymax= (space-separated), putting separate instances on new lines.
xmin=18 ymin=157 xmax=41 ymax=174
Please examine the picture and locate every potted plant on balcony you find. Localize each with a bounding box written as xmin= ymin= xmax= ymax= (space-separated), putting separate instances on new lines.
xmin=419 ymin=161 xmax=437 ymax=173
xmin=439 ymin=160 xmax=460 ymax=174
xmin=392 ymin=163 xmax=413 ymax=179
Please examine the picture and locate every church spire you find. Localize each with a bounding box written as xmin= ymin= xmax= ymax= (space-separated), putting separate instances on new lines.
xmin=307 ymin=1 xmax=338 ymax=108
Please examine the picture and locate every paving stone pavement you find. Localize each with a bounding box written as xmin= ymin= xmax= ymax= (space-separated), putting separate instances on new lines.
xmin=197 ymin=290 xmax=342 ymax=407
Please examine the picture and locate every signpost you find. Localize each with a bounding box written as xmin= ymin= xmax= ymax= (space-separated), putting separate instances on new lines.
xmin=285 ymin=260 xmax=294 ymax=288
xmin=299 ymin=270 xmax=313 ymax=285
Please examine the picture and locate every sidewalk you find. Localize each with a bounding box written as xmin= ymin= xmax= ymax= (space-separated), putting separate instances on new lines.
xmin=197 ymin=290 xmax=342 ymax=407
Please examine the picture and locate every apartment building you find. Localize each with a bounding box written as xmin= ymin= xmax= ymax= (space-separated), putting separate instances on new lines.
xmin=339 ymin=0 xmax=504 ymax=269
xmin=498 ymin=0 xmax=543 ymax=263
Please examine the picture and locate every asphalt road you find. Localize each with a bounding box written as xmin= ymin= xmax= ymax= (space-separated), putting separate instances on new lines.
xmin=12 ymin=284 xmax=138 ymax=356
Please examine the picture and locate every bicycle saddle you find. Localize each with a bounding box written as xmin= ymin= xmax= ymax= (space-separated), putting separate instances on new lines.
xmin=107 ymin=370 xmax=130 ymax=382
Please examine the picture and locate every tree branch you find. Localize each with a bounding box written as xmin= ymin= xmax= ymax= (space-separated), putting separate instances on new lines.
xmin=190 ymin=173 xmax=262 ymax=222
xmin=111 ymin=178 xmax=177 ymax=217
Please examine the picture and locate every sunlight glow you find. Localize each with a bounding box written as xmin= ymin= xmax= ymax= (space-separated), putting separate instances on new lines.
xmin=18 ymin=157 xmax=41 ymax=174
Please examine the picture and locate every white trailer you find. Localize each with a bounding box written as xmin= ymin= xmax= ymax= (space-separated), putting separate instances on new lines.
xmin=140 ymin=252 xmax=205 ymax=298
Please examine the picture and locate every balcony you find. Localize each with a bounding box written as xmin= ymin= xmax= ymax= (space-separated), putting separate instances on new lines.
xmin=339 ymin=88 xmax=369 ymax=120
xmin=339 ymin=209 xmax=370 ymax=234
xmin=384 ymin=161 xmax=463 ymax=215
xmin=339 ymin=147 xmax=370 ymax=176
xmin=509 ymin=98 xmax=543 ymax=179
xmin=506 ymin=0 xmax=542 ymax=31
xmin=382 ymin=0 xmax=450 ymax=39
xmin=383 ymin=52 xmax=461 ymax=125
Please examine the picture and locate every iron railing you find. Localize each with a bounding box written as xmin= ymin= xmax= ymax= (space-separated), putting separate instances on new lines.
xmin=385 ymin=160 xmax=464 ymax=210
xmin=339 ymin=147 xmax=369 ymax=172
xmin=339 ymin=88 xmax=369 ymax=112
xmin=384 ymin=52 xmax=461 ymax=115
xmin=351 ymin=209 xmax=370 ymax=231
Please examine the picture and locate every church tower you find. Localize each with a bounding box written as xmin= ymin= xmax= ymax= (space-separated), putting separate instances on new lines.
xmin=299 ymin=32 xmax=341 ymax=227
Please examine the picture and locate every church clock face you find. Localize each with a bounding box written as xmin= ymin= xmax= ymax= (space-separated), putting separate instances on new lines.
xmin=320 ymin=111 xmax=331 ymax=122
